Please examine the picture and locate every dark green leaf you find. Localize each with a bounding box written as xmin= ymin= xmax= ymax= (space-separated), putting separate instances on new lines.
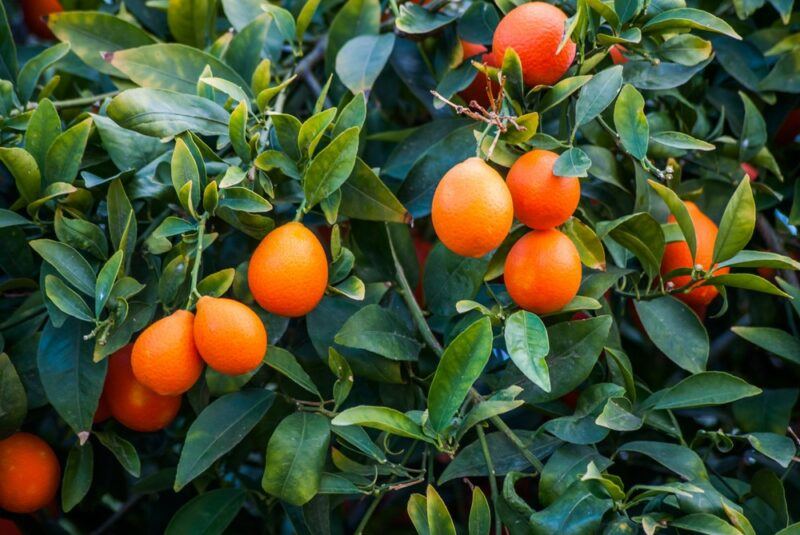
xmin=165 ymin=488 xmax=246 ymax=535
xmin=634 ymin=296 xmax=708 ymax=373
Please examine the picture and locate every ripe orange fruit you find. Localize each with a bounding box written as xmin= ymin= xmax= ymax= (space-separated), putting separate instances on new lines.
xmin=492 ymin=2 xmax=576 ymax=87
xmin=431 ymin=157 xmax=514 ymax=258
xmin=103 ymin=345 xmax=182 ymax=432
xmin=22 ymin=0 xmax=62 ymax=40
xmin=504 ymin=228 xmax=581 ymax=314
xmin=609 ymin=45 xmax=628 ymax=65
xmin=506 ymin=150 xmax=581 ymax=230
xmin=459 ymin=42 xmax=500 ymax=109
xmin=0 ymin=433 xmax=60 ymax=514
xmin=194 ymin=296 xmax=267 ymax=375
xmin=131 ymin=309 xmax=203 ymax=396
xmin=248 ymin=222 xmax=329 ymax=317
xmin=660 ymin=201 xmax=730 ymax=312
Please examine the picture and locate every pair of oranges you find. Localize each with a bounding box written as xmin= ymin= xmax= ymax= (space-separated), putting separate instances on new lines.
xmin=432 ymin=151 xmax=582 ymax=315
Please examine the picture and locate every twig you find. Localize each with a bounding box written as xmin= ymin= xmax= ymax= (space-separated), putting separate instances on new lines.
xmin=90 ymin=495 xmax=141 ymax=535
xmin=385 ymin=224 xmax=544 ymax=473
xmin=52 ymin=90 xmax=120 ymax=109
xmin=477 ymin=426 xmax=502 ymax=535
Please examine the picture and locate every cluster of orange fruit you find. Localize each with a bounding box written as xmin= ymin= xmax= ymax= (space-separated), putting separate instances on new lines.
xmin=95 ymin=221 xmax=328 ymax=432
xmin=432 ymin=151 xmax=582 ymax=315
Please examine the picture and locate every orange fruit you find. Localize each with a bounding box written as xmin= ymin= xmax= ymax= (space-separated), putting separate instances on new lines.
xmin=506 ymin=150 xmax=581 ymax=230
xmin=609 ymin=45 xmax=628 ymax=65
xmin=0 ymin=433 xmax=60 ymax=514
xmin=22 ymin=0 xmax=62 ymax=40
xmin=431 ymin=157 xmax=514 ymax=258
xmin=458 ymin=42 xmax=500 ymax=109
xmin=504 ymin=228 xmax=581 ymax=314
xmin=248 ymin=222 xmax=329 ymax=317
xmin=103 ymin=345 xmax=182 ymax=432
xmin=131 ymin=310 xmax=203 ymax=396
xmin=93 ymin=391 xmax=111 ymax=423
xmin=660 ymin=201 xmax=730 ymax=312
xmin=492 ymin=2 xmax=576 ymax=87
xmin=741 ymin=162 xmax=758 ymax=181
xmin=194 ymin=296 xmax=267 ymax=375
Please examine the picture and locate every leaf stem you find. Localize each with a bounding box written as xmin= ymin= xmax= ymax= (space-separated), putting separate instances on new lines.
xmin=476 ymin=425 xmax=502 ymax=535
xmin=51 ymin=90 xmax=120 ymax=109
xmin=386 ymin=224 xmax=544 ymax=473
xmin=186 ymin=213 xmax=209 ymax=309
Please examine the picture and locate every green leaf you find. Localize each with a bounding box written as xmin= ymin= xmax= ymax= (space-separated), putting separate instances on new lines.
xmin=224 ymin=15 xmax=271 ymax=84
xmin=229 ymin=100 xmax=250 ymax=163
xmin=659 ymin=34 xmax=713 ymax=66
xmin=574 ymin=65 xmax=624 ymax=127
xmin=340 ymin=159 xmax=408 ymax=222
xmin=428 ymin=317 xmax=493 ymax=433
xmin=17 ymin=42 xmax=70 ymax=102
xmin=732 ymin=326 xmax=800 ymax=365
xmin=335 ymin=304 xmax=421 ymax=361
xmin=529 ymin=481 xmax=613 ymax=535
xmin=642 ymin=8 xmax=742 ymax=40
xmin=0 ymin=147 xmax=41 ymax=204
xmin=760 ymin=49 xmax=800 ymax=93
xmin=298 ymin=108 xmax=337 ymax=158
xmin=468 ymin=487 xmax=490 ymax=535
xmin=175 ymin=389 xmax=275 ymax=490
xmin=427 ymin=485 xmax=456 ymax=535
xmin=635 ymin=296 xmax=708 ymax=373
xmin=336 ymin=34 xmax=395 ymax=94
xmin=197 ymin=268 xmax=235 ymax=297
xmin=94 ymin=431 xmax=141 ymax=477
xmin=54 ymin=210 xmax=107 ymax=261
xmin=595 ymin=397 xmax=643 ymax=431
xmin=670 ymin=513 xmax=741 ymax=534
xmin=296 ymin=0 xmax=322 ymax=40
xmin=30 ymin=239 xmax=95 ymax=295
xmin=0 ymin=1 xmax=17 ymax=82
xmin=45 ymin=275 xmax=94 ymax=322
xmin=0 ymin=352 xmax=27 ymax=438
xmin=423 ymin=242 xmax=489 ymax=315
xmin=25 ymin=98 xmax=60 ymax=173
xmin=334 ymin=93 xmax=367 ymax=137
xmin=652 ymin=372 xmax=761 ymax=410
xmin=107 ymin=180 xmax=136 ymax=266
xmin=408 ymin=494 xmax=430 ymax=535
xmin=264 ymin=346 xmax=321 ymax=397
xmin=62 ymin=442 xmax=93 ymax=512
xmin=617 ymin=441 xmax=708 ymax=480
xmin=739 ymin=92 xmax=767 ymax=162
xmin=539 ymin=75 xmax=592 ymax=113
xmin=95 ymin=251 xmax=124 ymax=317
xmin=553 ymin=147 xmax=592 ymax=178
xmin=703 ymin=273 xmax=789 ymax=297
xmin=219 ymin=187 xmax=273 ymax=213
xmin=713 ymin=177 xmax=755 ymax=265
xmin=91 ymin=114 xmax=169 ymax=172
xmin=651 ymin=131 xmax=715 ymax=151
xmin=648 ymin=180 xmax=697 ymax=260
xmin=332 ymin=406 xmax=434 ymax=442
xmin=303 ymin=127 xmax=360 ymax=208
xmin=328 ymin=348 xmax=353 ymax=410
xmin=457 ymin=387 xmax=524 ymax=440
xmin=746 ymin=433 xmax=796 ymax=468
xmin=107 ymin=88 xmax=230 ymax=137
xmin=47 ymin=11 xmax=156 ymax=76
xmin=563 ymin=218 xmax=606 ymax=270
xmin=37 ymin=319 xmax=107 ymax=437
xmin=166 ymin=0 xmax=217 ymax=49
xmin=504 ymin=311 xmax=550 ymax=392
xmin=261 ymin=412 xmax=331 ymax=506
xmin=596 ymin=212 xmax=664 ymax=279
xmin=325 ymin=0 xmax=381 ymax=73
xmin=43 ymin=117 xmax=92 ymax=187
xmin=396 ymin=3 xmax=456 ymax=34
xmin=719 ymin=250 xmax=800 ymax=270
xmin=165 ymin=488 xmax=246 ymax=535
xmin=613 ymin=84 xmax=649 ymax=160
xmin=539 ymin=444 xmax=612 ymax=506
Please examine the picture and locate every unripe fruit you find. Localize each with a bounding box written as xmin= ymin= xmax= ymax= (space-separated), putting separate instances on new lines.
xmin=105 ymin=345 xmax=182 ymax=432
xmin=131 ymin=309 xmax=203 ymax=396
xmin=504 ymin=229 xmax=582 ymax=314
xmin=0 ymin=433 xmax=60 ymax=513
xmin=506 ymin=150 xmax=581 ymax=230
xmin=432 ymin=158 xmax=514 ymax=258
xmin=492 ymin=2 xmax=576 ymax=87
xmin=194 ymin=296 xmax=268 ymax=375
xmin=248 ymin=222 xmax=329 ymax=317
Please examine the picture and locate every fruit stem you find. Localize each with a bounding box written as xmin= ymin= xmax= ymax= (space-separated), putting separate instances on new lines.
xmin=476 ymin=425 xmax=502 ymax=535
xmin=385 ymin=224 xmax=544 ymax=473
xmin=186 ymin=213 xmax=209 ymax=309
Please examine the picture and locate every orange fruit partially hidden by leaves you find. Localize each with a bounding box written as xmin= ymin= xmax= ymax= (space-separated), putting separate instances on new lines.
xmin=609 ymin=45 xmax=628 ymax=65
xmin=660 ymin=201 xmax=730 ymax=313
xmin=506 ymin=149 xmax=581 ymax=230
xmin=458 ymin=42 xmax=500 ymax=109
xmin=504 ymin=228 xmax=581 ymax=314
xmin=93 ymin=391 xmax=111 ymax=423
xmin=0 ymin=433 xmax=60 ymax=514
xmin=741 ymin=162 xmax=759 ymax=181
xmin=492 ymin=2 xmax=576 ymax=87
xmin=131 ymin=309 xmax=203 ymax=396
xmin=194 ymin=296 xmax=267 ymax=375
xmin=432 ymin=157 xmax=514 ymax=258
xmin=22 ymin=0 xmax=62 ymax=40
xmin=248 ymin=222 xmax=329 ymax=317
xmin=105 ymin=345 xmax=182 ymax=432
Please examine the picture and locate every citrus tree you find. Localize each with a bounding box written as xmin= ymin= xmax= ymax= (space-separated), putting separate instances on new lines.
xmin=1 ymin=0 xmax=800 ymax=533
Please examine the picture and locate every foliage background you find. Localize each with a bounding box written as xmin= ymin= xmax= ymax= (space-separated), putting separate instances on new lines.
xmin=1 ymin=0 xmax=800 ymax=533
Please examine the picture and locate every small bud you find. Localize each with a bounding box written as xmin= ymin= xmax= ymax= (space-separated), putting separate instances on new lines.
xmin=666 ymin=281 xmax=675 ymax=290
